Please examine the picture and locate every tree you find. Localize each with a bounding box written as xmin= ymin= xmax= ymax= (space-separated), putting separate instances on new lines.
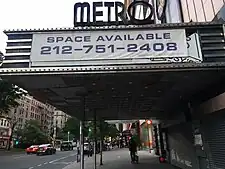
xmin=19 ymin=120 xmax=49 ymax=146
xmin=105 ymin=124 xmax=119 ymax=138
xmin=62 ymin=118 xmax=89 ymax=140
xmin=53 ymin=127 xmax=71 ymax=141
xmin=87 ymin=121 xmax=101 ymax=139
xmin=0 ymin=80 xmax=25 ymax=115
xmin=62 ymin=118 xmax=119 ymax=141
xmin=87 ymin=121 xmax=119 ymax=140
xmin=0 ymin=79 xmax=27 ymax=150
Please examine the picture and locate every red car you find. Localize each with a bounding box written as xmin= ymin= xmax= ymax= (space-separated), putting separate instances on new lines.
xmin=26 ymin=145 xmax=39 ymax=154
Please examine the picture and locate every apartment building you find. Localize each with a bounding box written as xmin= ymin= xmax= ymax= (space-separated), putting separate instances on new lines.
xmin=0 ymin=116 xmax=11 ymax=148
xmin=53 ymin=110 xmax=70 ymax=129
xmin=9 ymin=95 xmax=55 ymax=134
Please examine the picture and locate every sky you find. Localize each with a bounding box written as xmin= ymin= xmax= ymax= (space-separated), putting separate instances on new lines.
xmin=0 ymin=0 xmax=121 ymax=53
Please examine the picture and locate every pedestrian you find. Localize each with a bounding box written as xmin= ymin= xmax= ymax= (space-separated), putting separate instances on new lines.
xmin=87 ymin=142 xmax=92 ymax=157
xmin=128 ymin=134 xmax=137 ymax=163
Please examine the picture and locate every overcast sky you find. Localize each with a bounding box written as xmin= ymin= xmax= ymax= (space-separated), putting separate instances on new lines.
xmin=0 ymin=0 xmax=122 ymax=53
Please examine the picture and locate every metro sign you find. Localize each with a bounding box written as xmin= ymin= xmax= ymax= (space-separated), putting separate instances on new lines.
xmin=73 ymin=1 xmax=166 ymax=26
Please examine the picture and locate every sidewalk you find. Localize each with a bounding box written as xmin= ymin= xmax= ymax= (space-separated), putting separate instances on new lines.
xmin=63 ymin=148 xmax=179 ymax=169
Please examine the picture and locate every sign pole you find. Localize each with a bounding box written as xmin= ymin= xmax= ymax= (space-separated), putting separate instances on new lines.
xmin=100 ymin=120 xmax=103 ymax=165
xmin=80 ymin=120 xmax=84 ymax=169
xmin=147 ymin=123 xmax=151 ymax=153
xmin=94 ymin=110 xmax=97 ymax=169
xmin=80 ymin=96 xmax=86 ymax=169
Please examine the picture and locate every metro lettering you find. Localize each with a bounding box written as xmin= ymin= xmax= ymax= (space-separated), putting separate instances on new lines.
xmin=73 ymin=1 xmax=155 ymax=26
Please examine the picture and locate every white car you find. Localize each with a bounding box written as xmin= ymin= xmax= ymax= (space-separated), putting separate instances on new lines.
xmin=36 ymin=144 xmax=56 ymax=156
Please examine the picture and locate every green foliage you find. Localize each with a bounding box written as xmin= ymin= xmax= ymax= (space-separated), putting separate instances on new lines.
xmin=0 ymin=80 xmax=26 ymax=115
xmin=87 ymin=121 xmax=119 ymax=140
xmin=18 ymin=120 xmax=49 ymax=145
xmin=55 ymin=127 xmax=65 ymax=139
xmin=62 ymin=118 xmax=119 ymax=141
xmin=53 ymin=126 xmax=75 ymax=140
xmin=106 ymin=123 xmax=120 ymax=138
xmin=62 ymin=118 xmax=89 ymax=139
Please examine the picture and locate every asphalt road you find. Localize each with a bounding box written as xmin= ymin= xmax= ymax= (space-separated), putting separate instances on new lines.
xmin=0 ymin=150 xmax=78 ymax=169
xmin=0 ymin=148 xmax=178 ymax=169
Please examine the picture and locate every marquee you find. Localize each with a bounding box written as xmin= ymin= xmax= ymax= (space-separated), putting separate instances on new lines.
xmin=30 ymin=28 xmax=201 ymax=67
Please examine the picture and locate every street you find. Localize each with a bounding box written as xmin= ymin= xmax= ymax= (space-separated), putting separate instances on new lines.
xmin=0 ymin=150 xmax=78 ymax=169
xmin=0 ymin=149 xmax=178 ymax=169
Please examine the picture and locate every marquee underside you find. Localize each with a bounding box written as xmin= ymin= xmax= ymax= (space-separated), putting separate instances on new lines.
xmin=2 ymin=23 xmax=225 ymax=120
xmin=3 ymin=68 xmax=225 ymax=120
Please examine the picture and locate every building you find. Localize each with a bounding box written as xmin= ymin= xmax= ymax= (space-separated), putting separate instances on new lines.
xmin=0 ymin=116 xmax=11 ymax=148
xmin=107 ymin=120 xmax=155 ymax=150
xmin=8 ymin=95 xmax=55 ymax=134
xmin=3 ymin=1 xmax=225 ymax=168
xmin=53 ymin=110 xmax=70 ymax=129
xmin=123 ymin=0 xmax=183 ymax=23
xmin=0 ymin=95 xmax=56 ymax=148
xmin=180 ymin=0 xmax=225 ymax=22
xmin=124 ymin=0 xmax=225 ymax=23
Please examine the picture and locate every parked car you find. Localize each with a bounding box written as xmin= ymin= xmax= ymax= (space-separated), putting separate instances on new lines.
xmin=36 ymin=144 xmax=56 ymax=156
xmin=84 ymin=142 xmax=93 ymax=156
xmin=26 ymin=145 xmax=39 ymax=154
xmin=60 ymin=141 xmax=73 ymax=151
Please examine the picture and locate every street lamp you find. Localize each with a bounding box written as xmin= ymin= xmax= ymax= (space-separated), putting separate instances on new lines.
xmin=68 ymin=131 xmax=70 ymax=142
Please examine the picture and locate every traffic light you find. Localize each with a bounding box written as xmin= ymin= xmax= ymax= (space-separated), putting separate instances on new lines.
xmin=15 ymin=140 xmax=19 ymax=145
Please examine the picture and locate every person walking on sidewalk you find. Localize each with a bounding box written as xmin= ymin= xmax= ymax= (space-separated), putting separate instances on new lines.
xmin=128 ymin=134 xmax=137 ymax=162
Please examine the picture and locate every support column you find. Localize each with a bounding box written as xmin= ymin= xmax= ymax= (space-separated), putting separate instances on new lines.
xmin=147 ymin=124 xmax=151 ymax=153
xmin=93 ymin=110 xmax=97 ymax=169
xmin=184 ymin=102 xmax=193 ymax=122
xmin=100 ymin=120 xmax=103 ymax=165
xmin=80 ymin=121 xmax=84 ymax=169
xmin=154 ymin=126 xmax=160 ymax=155
xmin=136 ymin=121 xmax=141 ymax=150
xmin=158 ymin=124 xmax=165 ymax=157
xmin=80 ymin=95 xmax=86 ymax=169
